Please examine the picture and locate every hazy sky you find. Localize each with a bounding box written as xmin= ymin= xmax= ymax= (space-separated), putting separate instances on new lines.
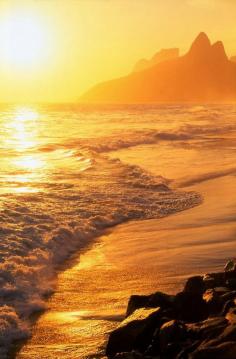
xmin=0 ymin=0 xmax=236 ymax=102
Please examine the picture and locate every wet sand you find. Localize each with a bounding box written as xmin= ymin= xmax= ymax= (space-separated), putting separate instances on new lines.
xmin=17 ymin=170 xmax=236 ymax=358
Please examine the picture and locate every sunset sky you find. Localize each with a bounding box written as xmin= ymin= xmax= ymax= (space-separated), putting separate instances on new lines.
xmin=0 ymin=0 xmax=236 ymax=103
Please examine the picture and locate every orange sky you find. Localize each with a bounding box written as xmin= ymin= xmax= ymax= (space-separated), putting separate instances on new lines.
xmin=0 ymin=0 xmax=236 ymax=103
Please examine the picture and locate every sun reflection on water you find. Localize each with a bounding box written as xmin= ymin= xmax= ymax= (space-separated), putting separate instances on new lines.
xmin=1 ymin=106 xmax=92 ymax=194
xmin=1 ymin=107 xmax=45 ymax=193
xmin=8 ymin=107 xmax=40 ymax=151
xmin=14 ymin=155 xmax=45 ymax=171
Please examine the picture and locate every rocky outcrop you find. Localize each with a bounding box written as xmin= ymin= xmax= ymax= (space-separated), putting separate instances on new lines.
xmin=133 ymin=48 xmax=179 ymax=73
xmin=80 ymin=32 xmax=236 ymax=104
xmin=106 ymin=307 xmax=162 ymax=357
xmin=106 ymin=261 xmax=236 ymax=358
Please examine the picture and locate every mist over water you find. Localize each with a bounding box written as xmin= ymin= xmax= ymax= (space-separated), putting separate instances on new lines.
xmin=0 ymin=104 xmax=236 ymax=357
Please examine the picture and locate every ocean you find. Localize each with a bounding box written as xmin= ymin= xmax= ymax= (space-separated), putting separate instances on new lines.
xmin=0 ymin=104 xmax=236 ymax=358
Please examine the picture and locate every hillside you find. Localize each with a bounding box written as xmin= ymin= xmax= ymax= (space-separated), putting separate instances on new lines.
xmin=80 ymin=33 xmax=236 ymax=104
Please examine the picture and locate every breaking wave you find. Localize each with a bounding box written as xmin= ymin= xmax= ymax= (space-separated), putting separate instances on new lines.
xmin=175 ymin=167 xmax=236 ymax=188
xmin=45 ymin=120 xmax=236 ymax=154
xmin=0 ymin=151 xmax=201 ymax=357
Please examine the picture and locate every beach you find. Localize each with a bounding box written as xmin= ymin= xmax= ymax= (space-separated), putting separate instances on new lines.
xmin=7 ymin=104 xmax=235 ymax=358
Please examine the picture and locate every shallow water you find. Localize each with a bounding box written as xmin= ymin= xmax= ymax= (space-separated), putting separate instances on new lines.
xmin=0 ymin=104 xmax=235 ymax=357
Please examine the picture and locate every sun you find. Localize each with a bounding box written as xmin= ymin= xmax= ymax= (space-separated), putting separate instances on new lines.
xmin=0 ymin=10 xmax=50 ymax=69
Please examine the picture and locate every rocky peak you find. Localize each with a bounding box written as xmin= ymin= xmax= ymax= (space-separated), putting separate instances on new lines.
xmin=211 ymin=41 xmax=228 ymax=62
xmin=188 ymin=32 xmax=211 ymax=57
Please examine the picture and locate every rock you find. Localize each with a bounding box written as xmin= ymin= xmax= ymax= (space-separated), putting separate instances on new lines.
xmin=187 ymin=317 xmax=228 ymax=341
xmin=226 ymin=307 xmax=236 ymax=324
xmin=203 ymin=274 xmax=216 ymax=289
xmin=214 ymin=287 xmax=230 ymax=295
xmin=113 ymin=351 xmax=145 ymax=359
xmin=217 ymin=324 xmax=236 ymax=341
xmin=226 ymin=278 xmax=236 ymax=290
xmin=221 ymin=290 xmax=236 ymax=303
xmin=106 ymin=264 xmax=236 ymax=359
xmin=224 ymin=260 xmax=236 ymax=272
xmin=225 ymin=269 xmax=236 ymax=279
xmin=126 ymin=295 xmax=151 ymax=317
xmin=163 ymin=342 xmax=185 ymax=358
xmin=184 ymin=276 xmax=205 ymax=295
xmin=174 ymin=292 xmax=208 ymax=323
xmin=190 ymin=341 xmax=236 ymax=359
xmin=159 ymin=320 xmax=186 ymax=352
xmin=204 ymin=272 xmax=225 ymax=287
xmin=148 ymin=292 xmax=175 ymax=308
xmin=221 ymin=299 xmax=235 ymax=316
xmin=176 ymin=340 xmax=201 ymax=359
xmin=143 ymin=343 xmax=158 ymax=356
xmin=203 ymin=289 xmax=223 ymax=315
xmin=203 ymin=287 xmax=233 ymax=315
xmin=126 ymin=292 xmax=174 ymax=317
xmin=201 ymin=324 xmax=236 ymax=348
xmin=106 ymin=307 xmax=161 ymax=357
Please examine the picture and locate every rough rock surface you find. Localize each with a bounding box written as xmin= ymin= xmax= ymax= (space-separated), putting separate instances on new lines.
xmin=106 ymin=262 xmax=236 ymax=358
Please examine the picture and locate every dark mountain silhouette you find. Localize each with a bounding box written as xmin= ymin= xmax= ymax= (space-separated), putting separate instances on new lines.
xmin=133 ymin=48 xmax=179 ymax=72
xmin=80 ymin=32 xmax=236 ymax=103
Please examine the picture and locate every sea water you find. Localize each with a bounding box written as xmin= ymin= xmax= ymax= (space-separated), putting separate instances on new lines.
xmin=0 ymin=104 xmax=235 ymax=357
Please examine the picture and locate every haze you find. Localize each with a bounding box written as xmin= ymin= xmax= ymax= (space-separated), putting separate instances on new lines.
xmin=0 ymin=0 xmax=236 ymax=103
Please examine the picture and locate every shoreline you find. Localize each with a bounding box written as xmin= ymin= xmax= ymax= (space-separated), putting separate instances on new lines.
xmin=16 ymin=171 xmax=236 ymax=358
xmin=1 ymin=148 xmax=199 ymax=359
xmin=13 ymin=203 xmax=201 ymax=359
xmin=10 ymin=231 xmax=112 ymax=359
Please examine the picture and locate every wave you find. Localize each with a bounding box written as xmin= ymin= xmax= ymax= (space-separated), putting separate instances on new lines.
xmin=51 ymin=122 xmax=236 ymax=154
xmin=0 ymin=153 xmax=201 ymax=357
xmin=175 ymin=167 xmax=236 ymax=188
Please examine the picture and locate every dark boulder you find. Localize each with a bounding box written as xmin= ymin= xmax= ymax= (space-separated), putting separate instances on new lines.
xmin=203 ymin=272 xmax=225 ymax=288
xmin=203 ymin=289 xmax=223 ymax=315
xmin=190 ymin=341 xmax=236 ymax=359
xmin=224 ymin=260 xmax=236 ymax=273
xmin=148 ymin=291 xmax=175 ymax=308
xmin=113 ymin=351 xmax=145 ymax=359
xmin=203 ymin=274 xmax=216 ymax=290
xmin=184 ymin=276 xmax=205 ymax=295
xmin=126 ymin=295 xmax=150 ymax=317
xmin=226 ymin=307 xmax=236 ymax=324
xmin=226 ymin=278 xmax=236 ymax=290
xmin=221 ymin=290 xmax=236 ymax=303
xmin=159 ymin=319 xmax=186 ymax=352
xmin=201 ymin=324 xmax=236 ymax=348
xmin=106 ymin=263 xmax=236 ymax=359
xmin=187 ymin=317 xmax=228 ymax=341
xmin=225 ymin=269 xmax=236 ymax=280
xmin=221 ymin=299 xmax=235 ymax=316
xmin=174 ymin=291 xmax=208 ymax=322
xmin=106 ymin=307 xmax=161 ymax=357
xmin=126 ymin=292 xmax=174 ymax=317
xmin=214 ymin=287 xmax=230 ymax=295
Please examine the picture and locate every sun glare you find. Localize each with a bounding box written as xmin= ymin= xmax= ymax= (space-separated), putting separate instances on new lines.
xmin=0 ymin=11 xmax=50 ymax=69
xmin=14 ymin=155 xmax=44 ymax=171
xmin=10 ymin=108 xmax=40 ymax=151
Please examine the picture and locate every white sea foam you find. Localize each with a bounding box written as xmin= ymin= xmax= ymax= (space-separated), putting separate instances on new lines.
xmin=0 ymin=152 xmax=201 ymax=355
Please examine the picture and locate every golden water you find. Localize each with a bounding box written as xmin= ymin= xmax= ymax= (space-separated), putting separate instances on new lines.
xmin=0 ymin=104 xmax=235 ymax=357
